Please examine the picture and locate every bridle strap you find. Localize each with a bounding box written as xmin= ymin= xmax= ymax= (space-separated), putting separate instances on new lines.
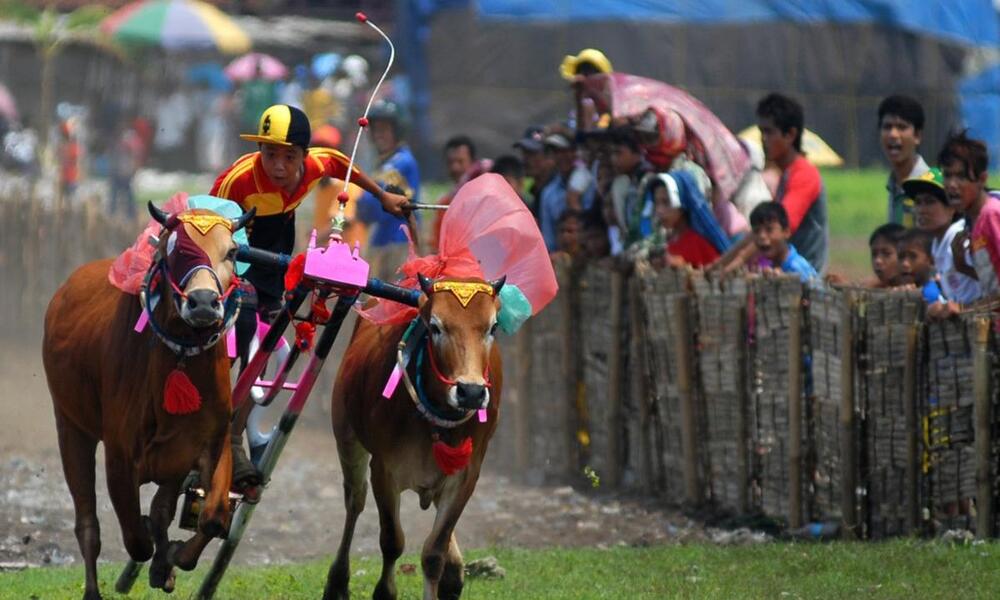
xmin=425 ymin=337 xmax=492 ymax=388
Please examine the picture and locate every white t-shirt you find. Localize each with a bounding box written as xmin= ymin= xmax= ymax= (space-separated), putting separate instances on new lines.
xmin=933 ymin=219 xmax=981 ymax=304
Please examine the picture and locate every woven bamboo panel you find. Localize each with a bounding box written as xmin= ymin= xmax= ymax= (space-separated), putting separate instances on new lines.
xmin=809 ymin=287 xmax=846 ymax=521
xmin=924 ymin=316 xmax=981 ymax=533
xmin=516 ymin=262 xmax=575 ymax=484
xmin=0 ymin=195 xmax=134 ymax=340
xmin=578 ymin=263 xmax=618 ymax=484
xmin=856 ymin=290 xmax=923 ymax=538
xmin=692 ymin=273 xmax=748 ymax=512
xmin=636 ymin=267 xmax=690 ymax=497
xmin=749 ymin=276 xmax=807 ymax=521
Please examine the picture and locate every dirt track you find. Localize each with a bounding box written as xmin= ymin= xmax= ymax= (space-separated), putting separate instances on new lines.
xmin=0 ymin=339 xmax=703 ymax=570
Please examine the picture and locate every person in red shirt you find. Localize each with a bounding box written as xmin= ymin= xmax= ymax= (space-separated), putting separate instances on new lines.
xmin=650 ymin=174 xmax=719 ymax=268
xmin=212 ymin=104 xmax=409 ymax=495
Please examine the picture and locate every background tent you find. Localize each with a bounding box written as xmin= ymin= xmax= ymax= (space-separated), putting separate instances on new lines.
xmin=400 ymin=0 xmax=1000 ymax=173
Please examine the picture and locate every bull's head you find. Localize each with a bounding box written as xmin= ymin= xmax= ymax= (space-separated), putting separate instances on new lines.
xmin=148 ymin=202 xmax=254 ymax=329
xmin=418 ymin=274 xmax=505 ymax=411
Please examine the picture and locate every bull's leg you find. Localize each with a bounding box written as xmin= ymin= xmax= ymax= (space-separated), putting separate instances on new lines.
xmin=371 ymin=460 xmax=405 ymax=600
xmin=172 ymin=433 xmax=234 ymax=572
xmin=148 ymin=482 xmax=181 ymax=592
xmin=55 ymin=414 xmax=103 ymax=600
xmin=104 ymin=449 xmax=154 ymax=563
xmin=438 ymin=534 xmax=465 ymax=600
xmin=323 ymin=426 xmax=370 ymax=600
xmin=423 ymin=471 xmax=480 ymax=600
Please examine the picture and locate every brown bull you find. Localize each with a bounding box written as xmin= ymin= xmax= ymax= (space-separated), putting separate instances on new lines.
xmin=42 ymin=204 xmax=252 ymax=600
xmin=324 ymin=275 xmax=505 ymax=600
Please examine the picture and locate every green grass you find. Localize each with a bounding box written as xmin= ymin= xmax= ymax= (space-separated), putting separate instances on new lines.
xmin=5 ymin=541 xmax=1000 ymax=599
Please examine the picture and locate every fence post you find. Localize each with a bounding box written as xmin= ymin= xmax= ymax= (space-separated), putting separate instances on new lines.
xmin=903 ymin=323 xmax=920 ymax=534
xmin=839 ymin=291 xmax=858 ymax=539
xmin=974 ymin=316 xmax=993 ymax=539
xmin=787 ymin=287 xmax=803 ymax=529
xmin=513 ymin=323 xmax=531 ymax=477
xmin=605 ymin=268 xmax=625 ymax=489
xmin=736 ymin=303 xmax=751 ymax=514
xmin=630 ymin=277 xmax=654 ymax=492
xmin=673 ymin=294 xmax=702 ymax=505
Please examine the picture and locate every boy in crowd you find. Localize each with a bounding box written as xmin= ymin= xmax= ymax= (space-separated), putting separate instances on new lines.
xmin=719 ymin=94 xmax=827 ymax=273
xmin=491 ymin=154 xmax=525 ymax=198
xmin=868 ymin=223 xmax=905 ymax=288
xmin=609 ymin=131 xmax=652 ymax=248
xmin=879 ymin=95 xmax=929 ymax=227
xmin=749 ymin=201 xmax=818 ymax=282
xmin=943 ymin=131 xmax=1000 ymax=296
xmin=902 ymin=167 xmax=980 ymax=303
xmin=554 ymin=209 xmax=584 ymax=259
xmin=897 ymin=229 xmax=946 ymax=305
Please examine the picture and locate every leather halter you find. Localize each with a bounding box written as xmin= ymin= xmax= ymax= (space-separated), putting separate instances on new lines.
xmin=138 ymin=249 xmax=241 ymax=358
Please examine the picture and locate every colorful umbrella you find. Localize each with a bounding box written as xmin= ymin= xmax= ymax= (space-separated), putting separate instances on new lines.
xmin=311 ymin=53 xmax=341 ymax=79
xmin=224 ymin=53 xmax=287 ymax=82
xmin=0 ymin=83 xmax=18 ymax=122
xmin=101 ymin=0 xmax=251 ymax=55
xmin=737 ymin=125 xmax=845 ymax=168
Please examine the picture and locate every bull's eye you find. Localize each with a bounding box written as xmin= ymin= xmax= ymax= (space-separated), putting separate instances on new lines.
xmin=488 ymin=322 xmax=498 ymax=337
xmin=225 ymin=248 xmax=237 ymax=262
xmin=429 ymin=322 xmax=442 ymax=337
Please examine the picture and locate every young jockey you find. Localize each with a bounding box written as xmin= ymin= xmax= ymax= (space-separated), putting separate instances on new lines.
xmin=211 ymin=103 xmax=409 ymax=492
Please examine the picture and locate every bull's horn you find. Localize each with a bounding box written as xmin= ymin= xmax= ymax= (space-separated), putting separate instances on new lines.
xmin=490 ymin=275 xmax=507 ymax=296
xmin=418 ymin=273 xmax=434 ymax=295
xmin=231 ymin=207 xmax=256 ymax=232
xmin=148 ymin=201 xmax=170 ymax=225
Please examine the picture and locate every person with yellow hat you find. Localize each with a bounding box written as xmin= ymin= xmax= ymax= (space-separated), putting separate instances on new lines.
xmin=211 ymin=103 xmax=409 ymax=495
xmin=559 ymin=48 xmax=613 ymax=81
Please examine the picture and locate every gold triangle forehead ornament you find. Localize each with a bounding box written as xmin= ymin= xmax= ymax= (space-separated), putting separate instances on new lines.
xmin=177 ymin=213 xmax=233 ymax=236
xmin=431 ymin=281 xmax=495 ymax=308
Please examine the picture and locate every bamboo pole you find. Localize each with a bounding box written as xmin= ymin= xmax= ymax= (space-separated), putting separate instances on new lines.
xmin=839 ymin=291 xmax=858 ymax=539
xmin=513 ymin=321 xmax=530 ymax=479
xmin=788 ymin=287 xmax=804 ymax=529
xmin=630 ymin=277 xmax=653 ymax=492
xmin=973 ymin=317 xmax=993 ymax=539
xmin=902 ymin=323 xmax=920 ymax=534
xmin=736 ymin=303 xmax=751 ymax=513
xmin=606 ymin=268 xmax=624 ymax=489
xmin=673 ymin=294 xmax=702 ymax=505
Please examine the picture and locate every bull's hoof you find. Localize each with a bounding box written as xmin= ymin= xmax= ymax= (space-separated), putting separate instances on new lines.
xmin=149 ymin=557 xmax=176 ymax=592
xmin=167 ymin=540 xmax=198 ymax=572
xmin=199 ymin=515 xmax=227 ymax=540
xmin=82 ymin=590 xmax=103 ymax=600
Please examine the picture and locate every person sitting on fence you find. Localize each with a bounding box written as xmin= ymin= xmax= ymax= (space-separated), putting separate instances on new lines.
xmin=868 ymin=223 xmax=905 ymax=288
xmin=942 ymin=131 xmax=1000 ymax=297
xmin=749 ymin=201 xmax=818 ymax=283
xmin=647 ymin=173 xmax=722 ymax=269
xmin=903 ymin=167 xmax=980 ymax=304
xmin=880 ymin=94 xmax=929 ymax=227
xmin=896 ymin=229 xmax=947 ymax=308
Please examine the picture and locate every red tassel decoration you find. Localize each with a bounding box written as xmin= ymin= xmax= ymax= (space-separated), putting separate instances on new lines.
xmin=294 ymin=321 xmax=316 ymax=351
xmin=163 ymin=368 xmax=202 ymax=415
xmin=432 ymin=436 xmax=473 ymax=476
xmin=284 ymin=252 xmax=307 ymax=292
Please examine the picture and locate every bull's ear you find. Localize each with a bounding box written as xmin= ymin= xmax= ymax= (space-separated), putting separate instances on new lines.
xmin=490 ymin=275 xmax=507 ymax=296
xmin=231 ymin=207 xmax=256 ymax=232
xmin=148 ymin=201 xmax=170 ymax=225
xmin=418 ymin=273 xmax=434 ymax=296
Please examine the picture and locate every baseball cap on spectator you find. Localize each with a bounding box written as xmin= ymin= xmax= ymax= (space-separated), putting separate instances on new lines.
xmin=514 ymin=126 xmax=545 ymax=153
xmin=902 ymin=167 xmax=946 ymax=204
xmin=544 ymin=133 xmax=572 ymax=150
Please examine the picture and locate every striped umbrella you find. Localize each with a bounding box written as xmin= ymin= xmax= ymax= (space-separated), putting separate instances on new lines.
xmin=101 ymin=0 xmax=251 ymax=55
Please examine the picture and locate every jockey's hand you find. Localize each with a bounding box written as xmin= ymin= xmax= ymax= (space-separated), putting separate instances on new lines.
xmin=379 ymin=189 xmax=411 ymax=218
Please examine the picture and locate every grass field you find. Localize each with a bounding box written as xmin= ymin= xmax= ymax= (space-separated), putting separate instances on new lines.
xmin=4 ymin=540 xmax=999 ymax=599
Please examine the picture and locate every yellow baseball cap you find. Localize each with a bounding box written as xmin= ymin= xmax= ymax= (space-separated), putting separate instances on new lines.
xmin=559 ymin=48 xmax=613 ymax=81
xmin=240 ymin=104 xmax=311 ymax=147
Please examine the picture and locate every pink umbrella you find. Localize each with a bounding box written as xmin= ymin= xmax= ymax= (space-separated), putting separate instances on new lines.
xmin=582 ymin=73 xmax=750 ymax=205
xmin=0 ymin=83 xmax=18 ymax=122
xmin=224 ymin=53 xmax=288 ymax=82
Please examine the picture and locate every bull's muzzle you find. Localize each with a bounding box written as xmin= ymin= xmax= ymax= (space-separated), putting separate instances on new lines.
xmin=182 ymin=289 xmax=223 ymax=328
xmin=454 ymin=381 xmax=489 ymax=410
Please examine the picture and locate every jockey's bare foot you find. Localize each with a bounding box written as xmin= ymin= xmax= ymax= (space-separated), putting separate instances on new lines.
xmin=231 ymin=434 xmax=262 ymax=503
